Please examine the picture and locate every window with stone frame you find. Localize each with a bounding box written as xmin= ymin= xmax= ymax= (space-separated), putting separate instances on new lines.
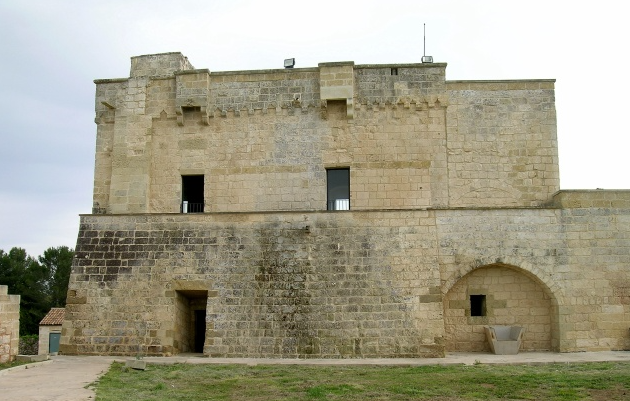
xmin=181 ymin=175 xmax=204 ymax=213
xmin=327 ymin=168 xmax=350 ymax=210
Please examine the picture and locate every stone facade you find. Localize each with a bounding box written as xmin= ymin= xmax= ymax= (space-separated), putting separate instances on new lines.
xmin=0 ymin=285 xmax=20 ymax=363
xmin=60 ymin=52 xmax=630 ymax=358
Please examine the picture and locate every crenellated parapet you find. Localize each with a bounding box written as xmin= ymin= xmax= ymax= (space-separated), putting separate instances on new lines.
xmin=355 ymin=63 xmax=447 ymax=103
xmin=206 ymin=68 xmax=320 ymax=118
xmin=95 ymin=56 xmax=450 ymax=124
xmin=354 ymin=94 xmax=449 ymax=110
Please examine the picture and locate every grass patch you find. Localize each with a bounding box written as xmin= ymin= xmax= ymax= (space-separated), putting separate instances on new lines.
xmin=94 ymin=361 xmax=630 ymax=401
xmin=0 ymin=359 xmax=30 ymax=371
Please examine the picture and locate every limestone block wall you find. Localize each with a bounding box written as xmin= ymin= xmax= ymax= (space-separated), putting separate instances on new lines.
xmin=553 ymin=190 xmax=630 ymax=209
xmin=320 ymin=62 xmax=354 ymax=99
xmin=94 ymin=76 xmax=153 ymax=214
xmin=438 ymin=208 xmax=565 ymax=352
xmin=173 ymin=292 xmax=191 ymax=353
xmin=444 ymin=265 xmax=554 ymax=352
xmin=209 ymin=68 xmax=321 ymax=116
xmin=556 ymin=193 xmax=630 ymax=352
xmin=0 ymin=285 xmax=20 ymax=363
xmin=93 ymin=59 xmax=451 ymax=214
xmin=446 ymin=80 xmax=559 ymax=207
xmin=94 ymin=53 xmax=194 ymax=215
xmin=437 ymin=193 xmax=630 ymax=353
xmin=61 ymin=211 xmax=445 ymax=358
xmin=355 ymin=64 xmax=447 ymax=104
xmin=92 ymin=54 xmax=558 ymax=215
xmin=130 ymin=52 xmax=194 ymax=78
xmin=320 ymin=62 xmax=355 ymax=117
xmin=145 ymin=100 xmax=444 ymax=213
xmin=92 ymin=80 xmax=120 ymax=213
xmin=62 ymin=196 xmax=630 ymax=357
xmin=175 ymin=70 xmax=210 ymax=124
xmin=351 ymin=63 xmax=449 ymax=209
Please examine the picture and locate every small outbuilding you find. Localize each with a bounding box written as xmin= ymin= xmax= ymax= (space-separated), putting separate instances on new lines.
xmin=38 ymin=308 xmax=65 ymax=355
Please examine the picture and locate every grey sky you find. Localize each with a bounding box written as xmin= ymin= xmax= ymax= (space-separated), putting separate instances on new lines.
xmin=0 ymin=0 xmax=628 ymax=257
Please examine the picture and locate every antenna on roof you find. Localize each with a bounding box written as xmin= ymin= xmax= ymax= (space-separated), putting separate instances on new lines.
xmin=422 ymin=23 xmax=433 ymax=63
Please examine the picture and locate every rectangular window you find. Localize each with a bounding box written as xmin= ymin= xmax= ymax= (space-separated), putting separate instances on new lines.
xmin=181 ymin=175 xmax=204 ymax=213
xmin=327 ymin=168 xmax=350 ymax=211
xmin=470 ymin=294 xmax=487 ymax=317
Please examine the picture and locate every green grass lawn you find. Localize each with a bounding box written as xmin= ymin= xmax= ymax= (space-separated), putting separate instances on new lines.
xmin=94 ymin=361 xmax=630 ymax=401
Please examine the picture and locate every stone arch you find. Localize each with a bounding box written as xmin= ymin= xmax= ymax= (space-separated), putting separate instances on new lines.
xmin=442 ymin=256 xmax=564 ymax=300
xmin=451 ymin=179 xmax=521 ymax=207
xmin=443 ymin=262 xmax=560 ymax=353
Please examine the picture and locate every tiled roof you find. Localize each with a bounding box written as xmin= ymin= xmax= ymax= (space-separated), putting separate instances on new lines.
xmin=40 ymin=308 xmax=65 ymax=326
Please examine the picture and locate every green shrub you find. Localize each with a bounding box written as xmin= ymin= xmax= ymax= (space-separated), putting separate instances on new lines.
xmin=19 ymin=334 xmax=38 ymax=355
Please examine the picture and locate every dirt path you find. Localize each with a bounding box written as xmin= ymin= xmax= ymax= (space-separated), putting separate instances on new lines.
xmin=0 ymin=356 xmax=113 ymax=401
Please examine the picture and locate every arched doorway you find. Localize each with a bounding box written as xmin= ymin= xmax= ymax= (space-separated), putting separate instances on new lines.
xmin=443 ymin=263 xmax=558 ymax=352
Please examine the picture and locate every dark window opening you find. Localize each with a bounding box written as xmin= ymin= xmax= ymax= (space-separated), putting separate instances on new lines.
xmin=182 ymin=106 xmax=201 ymax=118
xmin=327 ymin=168 xmax=350 ymax=210
xmin=182 ymin=175 xmax=204 ymax=213
xmin=391 ymin=68 xmax=398 ymax=76
xmin=470 ymin=294 xmax=487 ymax=317
xmin=180 ymin=106 xmax=201 ymax=125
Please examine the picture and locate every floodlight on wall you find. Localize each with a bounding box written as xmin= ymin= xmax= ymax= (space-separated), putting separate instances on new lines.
xmin=284 ymin=58 xmax=295 ymax=68
xmin=422 ymin=56 xmax=433 ymax=63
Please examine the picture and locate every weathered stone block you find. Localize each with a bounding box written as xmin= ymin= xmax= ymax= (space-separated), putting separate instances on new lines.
xmin=125 ymin=359 xmax=146 ymax=370
xmin=16 ymin=354 xmax=48 ymax=362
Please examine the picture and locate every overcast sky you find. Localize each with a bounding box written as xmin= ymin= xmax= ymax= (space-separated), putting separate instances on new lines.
xmin=0 ymin=0 xmax=628 ymax=257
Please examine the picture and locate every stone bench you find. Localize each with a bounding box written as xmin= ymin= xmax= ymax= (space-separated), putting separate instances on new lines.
xmin=484 ymin=325 xmax=525 ymax=355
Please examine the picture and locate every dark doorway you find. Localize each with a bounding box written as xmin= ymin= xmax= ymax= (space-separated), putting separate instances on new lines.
xmin=174 ymin=289 xmax=208 ymax=354
xmin=182 ymin=175 xmax=204 ymax=213
xmin=194 ymin=309 xmax=207 ymax=353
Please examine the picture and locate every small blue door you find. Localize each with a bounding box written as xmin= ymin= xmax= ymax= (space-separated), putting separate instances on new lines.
xmin=49 ymin=333 xmax=61 ymax=353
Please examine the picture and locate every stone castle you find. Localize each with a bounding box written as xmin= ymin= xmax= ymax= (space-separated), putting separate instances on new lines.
xmin=60 ymin=52 xmax=630 ymax=358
